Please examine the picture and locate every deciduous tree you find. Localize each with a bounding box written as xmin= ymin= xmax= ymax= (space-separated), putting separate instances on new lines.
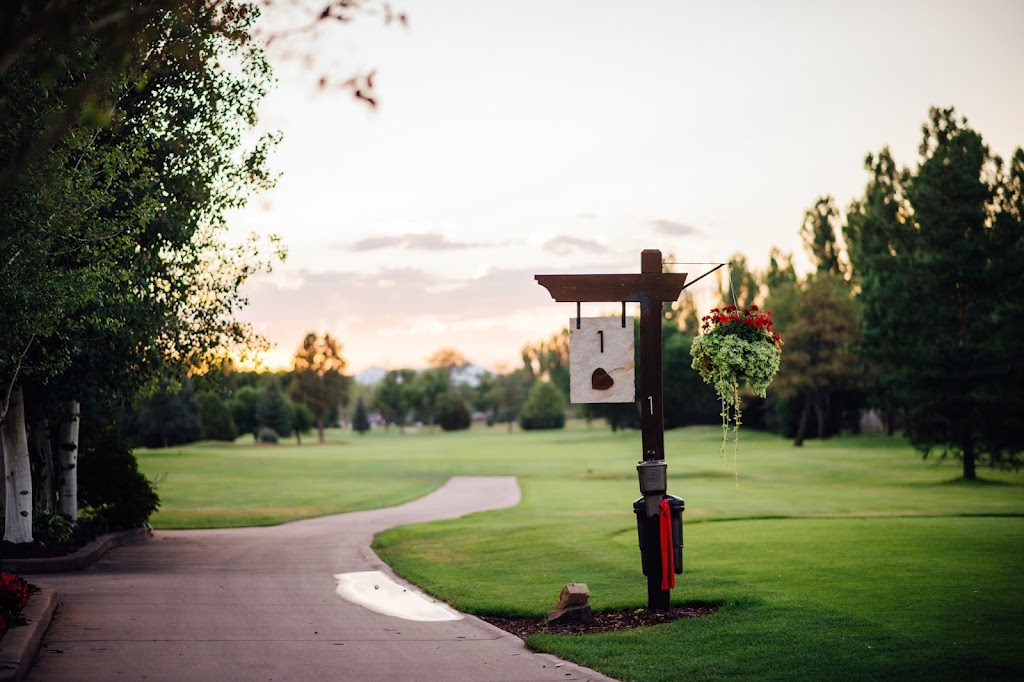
xmin=1 ymin=0 xmax=282 ymax=533
xmin=521 ymin=329 xmax=570 ymax=401
xmin=487 ymin=368 xmax=530 ymax=431
xmin=373 ymin=369 xmax=417 ymax=429
xmin=769 ymin=273 xmax=862 ymax=445
xmin=412 ymin=368 xmax=450 ymax=430
xmin=290 ymin=332 xmax=349 ymax=443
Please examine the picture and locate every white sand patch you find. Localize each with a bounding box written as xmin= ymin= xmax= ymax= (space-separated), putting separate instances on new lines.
xmin=334 ymin=570 xmax=463 ymax=622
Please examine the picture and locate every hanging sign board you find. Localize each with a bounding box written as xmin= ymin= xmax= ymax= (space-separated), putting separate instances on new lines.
xmin=569 ymin=317 xmax=635 ymax=404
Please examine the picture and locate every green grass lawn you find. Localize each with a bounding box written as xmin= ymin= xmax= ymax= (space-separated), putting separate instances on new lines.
xmin=137 ymin=424 xmax=1024 ymax=680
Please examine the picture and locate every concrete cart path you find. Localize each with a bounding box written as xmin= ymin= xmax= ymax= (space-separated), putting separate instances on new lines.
xmin=26 ymin=477 xmax=616 ymax=681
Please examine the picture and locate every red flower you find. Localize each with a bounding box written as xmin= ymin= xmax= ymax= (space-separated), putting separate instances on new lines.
xmin=0 ymin=572 xmax=32 ymax=613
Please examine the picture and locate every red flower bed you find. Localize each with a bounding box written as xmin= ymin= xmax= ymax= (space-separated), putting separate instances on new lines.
xmin=0 ymin=571 xmax=37 ymax=640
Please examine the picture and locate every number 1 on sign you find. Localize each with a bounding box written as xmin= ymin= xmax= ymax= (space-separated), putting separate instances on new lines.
xmin=648 ymin=396 xmax=654 ymax=414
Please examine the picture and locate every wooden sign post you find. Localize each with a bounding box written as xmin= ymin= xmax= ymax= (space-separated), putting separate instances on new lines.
xmin=536 ymin=249 xmax=687 ymax=610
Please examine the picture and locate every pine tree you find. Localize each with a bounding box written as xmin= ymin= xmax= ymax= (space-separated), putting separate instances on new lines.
xmin=352 ymin=396 xmax=371 ymax=435
xmin=847 ymin=108 xmax=1023 ymax=477
xmin=256 ymin=376 xmax=294 ymax=439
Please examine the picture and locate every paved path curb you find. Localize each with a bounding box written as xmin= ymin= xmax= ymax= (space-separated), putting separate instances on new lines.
xmin=0 ymin=588 xmax=56 ymax=682
xmin=0 ymin=529 xmax=150 ymax=682
xmin=3 ymin=528 xmax=150 ymax=574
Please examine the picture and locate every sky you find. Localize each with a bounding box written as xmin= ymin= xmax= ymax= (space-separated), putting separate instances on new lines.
xmin=225 ymin=0 xmax=1024 ymax=374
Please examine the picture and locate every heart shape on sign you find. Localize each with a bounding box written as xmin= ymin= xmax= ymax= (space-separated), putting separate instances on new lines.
xmin=591 ymin=368 xmax=614 ymax=391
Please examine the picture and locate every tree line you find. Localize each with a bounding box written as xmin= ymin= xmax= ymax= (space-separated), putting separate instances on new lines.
xmin=349 ymin=107 xmax=1024 ymax=483
xmin=0 ymin=2 xmax=282 ymax=543
xmin=761 ymin=107 xmax=1023 ymax=480
xmin=123 ymin=333 xmax=349 ymax=447
xmin=158 ymin=111 xmax=1024 ymax=490
xmin=539 ymin=108 xmax=1024 ymax=480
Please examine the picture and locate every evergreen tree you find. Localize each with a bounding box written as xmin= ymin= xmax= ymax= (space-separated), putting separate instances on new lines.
xmin=987 ymin=149 xmax=1024 ymax=459
xmin=256 ymin=376 xmax=294 ymax=439
xmin=800 ymin=196 xmax=845 ymax=275
xmin=844 ymin=147 xmax=910 ymax=435
xmin=846 ymin=107 xmax=1023 ymax=477
xmin=352 ymin=396 xmax=371 ymax=435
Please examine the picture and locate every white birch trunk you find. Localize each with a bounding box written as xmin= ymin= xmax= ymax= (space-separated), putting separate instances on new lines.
xmin=58 ymin=399 xmax=80 ymax=522
xmin=1 ymin=386 xmax=33 ymax=543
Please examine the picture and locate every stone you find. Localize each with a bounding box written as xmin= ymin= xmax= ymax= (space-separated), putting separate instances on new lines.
xmin=546 ymin=583 xmax=594 ymax=625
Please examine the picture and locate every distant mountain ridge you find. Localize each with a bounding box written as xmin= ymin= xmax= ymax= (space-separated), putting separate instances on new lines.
xmin=354 ymin=367 xmax=388 ymax=386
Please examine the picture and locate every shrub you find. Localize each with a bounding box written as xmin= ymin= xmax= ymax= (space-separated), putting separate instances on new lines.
xmin=78 ymin=421 xmax=160 ymax=530
xmin=519 ymin=381 xmax=567 ymax=431
xmin=437 ymin=394 xmax=471 ymax=432
xmin=257 ymin=426 xmax=279 ymax=444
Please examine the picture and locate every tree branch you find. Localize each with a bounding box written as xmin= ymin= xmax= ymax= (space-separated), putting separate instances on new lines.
xmin=0 ymin=336 xmax=34 ymax=425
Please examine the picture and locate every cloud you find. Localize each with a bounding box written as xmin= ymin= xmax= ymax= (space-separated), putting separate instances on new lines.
xmin=241 ymin=265 xmax=559 ymax=348
xmin=649 ymin=219 xmax=701 ymax=237
xmin=239 ymin=253 xmax=651 ymax=371
xmin=543 ymin=236 xmax=610 ymax=256
xmin=342 ymin=232 xmax=487 ymax=252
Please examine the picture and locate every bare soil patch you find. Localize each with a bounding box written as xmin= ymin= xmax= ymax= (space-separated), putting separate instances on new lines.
xmin=479 ymin=604 xmax=719 ymax=638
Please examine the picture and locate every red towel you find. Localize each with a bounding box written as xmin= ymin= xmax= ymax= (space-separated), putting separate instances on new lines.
xmin=659 ymin=498 xmax=675 ymax=590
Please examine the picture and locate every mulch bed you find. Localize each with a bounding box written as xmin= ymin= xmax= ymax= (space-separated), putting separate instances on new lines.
xmin=0 ymin=522 xmax=105 ymax=560
xmin=479 ymin=604 xmax=719 ymax=638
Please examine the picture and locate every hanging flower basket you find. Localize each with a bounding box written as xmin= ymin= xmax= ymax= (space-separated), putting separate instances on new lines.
xmin=690 ymin=305 xmax=783 ymax=470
